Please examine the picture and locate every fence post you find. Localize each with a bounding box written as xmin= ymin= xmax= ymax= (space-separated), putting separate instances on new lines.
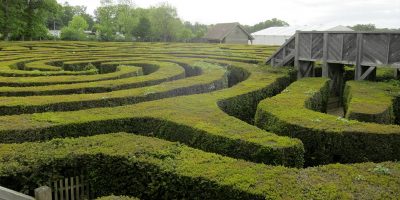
xmin=34 ymin=186 xmax=52 ymax=200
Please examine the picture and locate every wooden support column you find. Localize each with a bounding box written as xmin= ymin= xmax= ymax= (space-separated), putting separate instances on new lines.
xmin=322 ymin=33 xmax=329 ymax=77
xmin=355 ymin=33 xmax=364 ymax=80
xmin=294 ymin=31 xmax=300 ymax=78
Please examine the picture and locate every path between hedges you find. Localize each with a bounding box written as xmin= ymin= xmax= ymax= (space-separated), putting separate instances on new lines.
xmin=326 ymin=96 xmax=344 ymax=117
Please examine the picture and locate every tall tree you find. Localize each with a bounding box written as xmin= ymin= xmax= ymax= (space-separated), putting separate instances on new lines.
xmin=0 ymin=0 xmax=25 ymax=40
xmin=95 ymin=0 xmax=117 ymax=41
xmin=149 ymin=3 xmax=181 ymax=42
xmin=116 ymin=0 xmax=137 ymax=40
xmin=244 ymin=18 xmax=289 ymax=33
xmin=23 ymin=0 xmax=58 ymax=40
xmin=351 ymin=24 xmax=376 ymax=31
xmin=134 ymin=16 xmax=151 ymax=41
xmin=61 ymin=15 xmax=88 ymax=41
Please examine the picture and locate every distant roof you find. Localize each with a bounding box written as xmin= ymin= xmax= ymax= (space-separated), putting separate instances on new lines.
xmin=252 ymin=25 xmax=354 ymax=36
xmin=204 ymin=22 xmax=254 ymax=40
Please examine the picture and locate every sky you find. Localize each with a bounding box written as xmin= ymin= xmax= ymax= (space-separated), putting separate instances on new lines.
xmin=57 ymin=0 xmax=400 ymax=28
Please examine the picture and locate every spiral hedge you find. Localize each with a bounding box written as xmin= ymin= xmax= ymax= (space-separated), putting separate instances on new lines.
xmin=0 ymin=41 xmax=399 ymax=199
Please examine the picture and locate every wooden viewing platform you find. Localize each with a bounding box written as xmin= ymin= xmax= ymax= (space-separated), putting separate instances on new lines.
xmin=266 ymin=31 xmax=400 ymax=79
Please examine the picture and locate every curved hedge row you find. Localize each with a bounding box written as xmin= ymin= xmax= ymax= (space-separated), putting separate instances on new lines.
xmin=255 ymin=78 xmax=400 ymax=166
xmin=344 ymin=81 xmax=400 ymax=124
xmin=0 ymin=133 xmax=398 ymax=199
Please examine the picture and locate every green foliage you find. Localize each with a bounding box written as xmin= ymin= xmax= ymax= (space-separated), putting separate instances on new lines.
xmin=61 ymin=15 xmax=89 ymax=41
xmin=344 ymin=81 xmax=399 ymax=124
xmin=97 ymin=196 xmax=139 ymax=200
xmin=351 ymin=24 xmax=376 ymax=31
xmin=0 ymin=133 xmax=398 ymax=199
xmin=0 ymin=0 xmax=58 ymax=40
xmin=255 ymin=78 xmax=400 ymax=166
xmin=244 ymin=18 xmax=289 ymax=33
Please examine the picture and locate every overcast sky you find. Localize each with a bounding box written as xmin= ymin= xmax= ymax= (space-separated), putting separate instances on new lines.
xmin=57 ymin=0 xmax=400 ymax=28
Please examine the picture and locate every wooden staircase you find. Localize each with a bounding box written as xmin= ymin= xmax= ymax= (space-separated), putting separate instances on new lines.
xmin=265 ymin=35 xmax=295 ymax=67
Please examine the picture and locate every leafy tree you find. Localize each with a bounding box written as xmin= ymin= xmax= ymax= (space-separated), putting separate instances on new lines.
xmin=351 ymin=24 xmax=376 ymax=31
xmin=149 ymin=3 xmax=181 ymax=42
xmin=47 ymin=3 xmax=94 ymax=31
xmin=115 ymin=0 xmax=137 ymax=40
xmin=23 ymin=0 xmax=59 ymax=40
xmin=134 ymin=16 xmax=151 ymax=41
xmin=95 ymin=0 xmax=118 ymax=41
xmin=61 ymin=15 xmax=88 ymax=40
xmin=244 ymin=18 xmax=289 ymax=33
xmin=184 ymin=21 xmax=207 ymax=39
xmin=0 ymin=0 xmax=26 ymax=40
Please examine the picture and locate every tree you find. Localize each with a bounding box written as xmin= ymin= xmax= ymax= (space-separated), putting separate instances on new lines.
xmin=149 ymin=3 xmax=181 ymax=42
xmin=61 ymin=15 xmax=88 ymax=40
xmin=134 ymin=16 xmax=151 ymax=41
xmin=0 ymin=0 xmax=26 ymax=40
xmin=184 ymin=21 xmax=207 ymax=39
xmin=23 ymin=0 xmax=59 ymax=40
xmin=244 ymin=18 xmax=289 ymax=33
xmin=351 ymin=24 xmax=376 ymax=31
xmin=115 ymin=0 xmax=137 ymax=40
xmin=94 ymin=0 xmax=117 ymax=41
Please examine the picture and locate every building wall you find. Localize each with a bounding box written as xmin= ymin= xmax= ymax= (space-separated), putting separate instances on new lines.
xmin=252 ymin=35 xmax=292 ymax=46
xmin=224 ymin=27 xmax=249 ymax=44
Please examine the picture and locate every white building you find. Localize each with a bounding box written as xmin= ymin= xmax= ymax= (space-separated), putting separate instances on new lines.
xmin=252 ymin=25 xmax=354 ymax=45
xmin=48 ymin=30 xmax=61 ymax=38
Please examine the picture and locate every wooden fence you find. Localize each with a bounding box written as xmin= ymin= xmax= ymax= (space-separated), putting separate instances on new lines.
xmin=0 ymin=175 xmax=90 ymax=200
xmin=52 ymin=176 xmax=90 ymax=200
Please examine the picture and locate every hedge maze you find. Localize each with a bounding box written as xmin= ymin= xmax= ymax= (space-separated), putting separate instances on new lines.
xmin=0 ymin=42 xmax=399 ymax=199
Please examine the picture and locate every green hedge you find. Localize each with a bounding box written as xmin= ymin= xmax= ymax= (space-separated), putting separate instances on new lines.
xmin=0 ymin=62 xmax=303 ymax=167
xmin=255 ymin=78 xmax=400 ymax=166
xmin=97 ymin=196 xmax=139 ymax=200
xmin=0 ymin=61 xmax=182 ymax=96
xmin=343 ymin=81 xmax=398 ymax=124
xmin=0 ymin=133 xmax=398 ymax=199
xmin=0 ymin=61 xmax=225 ymax=115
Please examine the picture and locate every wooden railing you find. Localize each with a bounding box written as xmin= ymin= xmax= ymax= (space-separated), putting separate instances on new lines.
xmin=266 ymin=31 xmax=400 ymax=80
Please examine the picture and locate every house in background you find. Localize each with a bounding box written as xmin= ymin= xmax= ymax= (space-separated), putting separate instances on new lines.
xmin=48 ymin=30 xmax=61 ymax=38
xmin=204 ymin=22 xmax=254 ymax=44
xmin=252 ymin=25 xmax=354 ymax=45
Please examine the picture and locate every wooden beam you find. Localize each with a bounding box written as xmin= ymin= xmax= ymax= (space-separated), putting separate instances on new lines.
xmin=359 ymin=66 xmax=376 ymax=80
xmin=355 ymin=33 xmax=364 ymax=80
xmin=322 ymin=33 xmax=329 ymax=77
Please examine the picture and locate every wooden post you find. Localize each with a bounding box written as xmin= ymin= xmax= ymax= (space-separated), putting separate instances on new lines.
xmin=322 ymin=33 xmax=329 ymax=77
xmin=294 ymin=31 xmax=300 ymax=72
xmin=355 ymin=33 xmax=364 ymax=80
xmin=34 ymin=186 xmax=52 ymax=200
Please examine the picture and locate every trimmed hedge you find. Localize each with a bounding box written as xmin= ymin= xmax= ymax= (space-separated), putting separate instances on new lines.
xmin=0 ymin=62 xmax=304 ymax=167
xmin=255 ymin=78 xmax=400 ymax=166
xmin=344 ymin=81 xmax=399 ymax=124
xmin=97 ymin=196 xmax=139 ymax=200
xmin=0 ymin=133 xmax=398 ymax=199
xmin=0 ymin=61 xmax=225 ymax=115
xmin=0 ymin=61 xmax=183 ymax=96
